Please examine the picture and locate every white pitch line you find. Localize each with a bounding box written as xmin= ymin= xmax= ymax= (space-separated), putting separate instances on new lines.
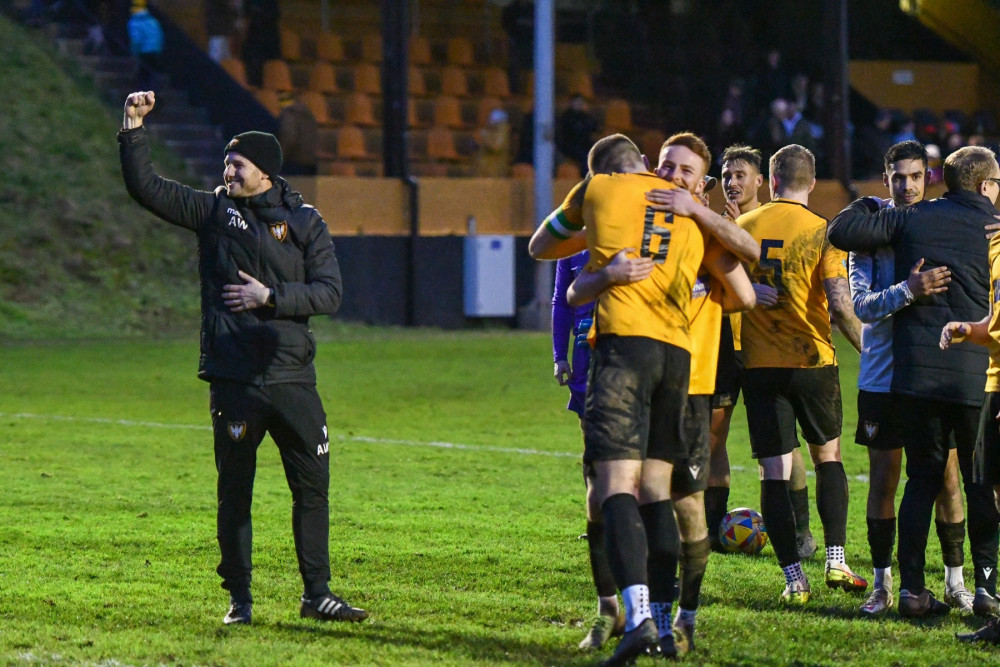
xmin=0 ymin=412 xmax=577 ymax=458
xmin=0 ymin=411 xmax=873 ymax=480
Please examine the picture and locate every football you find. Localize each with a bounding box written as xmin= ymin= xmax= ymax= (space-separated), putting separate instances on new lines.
xmin=719 ymin=507 xmax=769 ymax=555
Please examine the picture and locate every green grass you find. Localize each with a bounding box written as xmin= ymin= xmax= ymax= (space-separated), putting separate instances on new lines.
xmin=0 ymin=325 xmax=994 ymax=665
xmin=0 ymin=14 xmax=200 ymax=340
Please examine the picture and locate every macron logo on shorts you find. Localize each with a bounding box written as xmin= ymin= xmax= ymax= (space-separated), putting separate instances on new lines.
xmin=863 ymin=421 xmax=878 ymax=440
xmin=688 ymin=464 xmax=701 ymax=479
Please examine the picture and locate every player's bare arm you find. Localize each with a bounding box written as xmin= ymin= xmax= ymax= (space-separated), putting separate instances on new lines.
xmin=123 ymin=91 xmax=155 ymax=130
xmin=703 ymin=242 xmax=756 ymax=313
xmin=528 ymin=224 xmax=588 ymax=260
xmin=824 ymin=276 xmax=862 ymax=352
xmin=940 ymin=310 xmax=992 ymax=349
xmin=644 ymin=187 xmax=760 ymax=263
xmin=566 ymin=248 xmax=653 ymax=307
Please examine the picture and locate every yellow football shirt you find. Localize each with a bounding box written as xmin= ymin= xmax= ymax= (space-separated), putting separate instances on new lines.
xmin=985 ymin=233 xmax=1000 ymax=392
xmin=739 ymin=199 xmax=844 ymax=369
xmin=583 ymin=172 xmax=706 ymax=350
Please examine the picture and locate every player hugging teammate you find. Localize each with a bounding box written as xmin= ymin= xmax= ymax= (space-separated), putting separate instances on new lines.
xmin=533 ymin=134 xmax=1000 ymax=659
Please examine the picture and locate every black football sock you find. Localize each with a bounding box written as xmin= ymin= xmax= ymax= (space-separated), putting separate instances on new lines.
xmin=965 ymin=483 xmax=1000 ymax=595
xmin=867 ymin=517 xmax=895 ymax=570
xmin=935 ymin=519 xmax=966 ymax=569
xmin=678 ymin=538 xmax=711 ymax=610
xmin=896 ymin=475 xmax=940 ymax=593
xmin=586 ymin=520 xmax=618 ymax=599
xmin=788 ymin=485 xmax=811 ymax=535
xmin=760 ymin=480 xmax=798 ymax=567
xmin=601 ymin=493 xmax=648 ymax=590
xmin=815 ymin=461 xmax=848 ymax=547
xmin=640 ymin=500 xmax=679 ymax=605
xmin=704 ymin=486 xmax=730 ymax=545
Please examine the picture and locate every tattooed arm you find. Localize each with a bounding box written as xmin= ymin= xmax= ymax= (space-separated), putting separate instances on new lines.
xmin=825 ymin=276 xmax=862 ymax=353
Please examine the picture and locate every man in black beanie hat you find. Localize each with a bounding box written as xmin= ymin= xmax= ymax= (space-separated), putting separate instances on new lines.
xmin=118 ymin=91 xmax=367 ymax=626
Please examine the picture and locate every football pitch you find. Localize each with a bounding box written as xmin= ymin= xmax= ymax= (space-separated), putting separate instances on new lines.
xmin=0 ymin=322 xmax=993 ymax=666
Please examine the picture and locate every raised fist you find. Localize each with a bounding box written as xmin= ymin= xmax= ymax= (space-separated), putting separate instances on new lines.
xmin=123 ymin=91 xmax=156 ymax=128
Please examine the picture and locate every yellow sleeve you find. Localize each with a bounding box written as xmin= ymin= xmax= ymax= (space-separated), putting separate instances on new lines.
xmin=821 ymin=240 xmax=848 ymax=280
xmin=542 ymin=178 xmax=588 ymax=239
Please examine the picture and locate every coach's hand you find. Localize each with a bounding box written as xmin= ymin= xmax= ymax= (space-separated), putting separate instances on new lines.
xmin=555 ymin=360 xmax=572 ymax=386
xmin=645 ymin=187 xmax=699 ymax=217
xmin=123 ymin=91 xmax=155 ymax=130
xmin=605 ymin=249 xmax=654 ymax=285
xmin=223 ymin=271 xmax=271 ymax=313
xmin=939 ymin=321 xmax=970 ymax=349
xmin=907 ymin=258 xmax=950 ymax=298
xmin=752 ymin=282 xmax=778 ymax=308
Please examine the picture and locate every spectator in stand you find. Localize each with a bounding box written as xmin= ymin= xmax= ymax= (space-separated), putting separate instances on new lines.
xmin=764 ymin=98 xmax=816 ymax=158
xmin=277 ymin=92 xmax=319 ymax=176
xmin=475 ymin=108 xmax=512 ymax=177
xmin=502 ymin=0 xmax=534 ymax=95
xmin=127 ymin=0 xmax=164 ymax=90
xmin=205 ymin=0 xmax=239 ymax=63
xmin=721 ymin=78 xmax=747 ymax=130
xmin=241 ymin=0 xmax=280 ymax=88
xmin=751 ymin=48 xmax=790 ymax=116
xmin=557 ymin=95 xmax=598 ymax=177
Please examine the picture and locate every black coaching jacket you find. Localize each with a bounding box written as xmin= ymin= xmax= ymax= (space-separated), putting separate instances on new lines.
xmin=828 ymin=190 xmax=992 ymax=406
xmin=119 ymin=126 xmax=342 ymax=386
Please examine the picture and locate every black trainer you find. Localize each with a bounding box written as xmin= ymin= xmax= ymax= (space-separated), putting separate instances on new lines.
xmin=973 ymin=588 xmax=1000 ymax=618
xmin=602 ymin=618 xmax=658 ymax=667
xmin=898 ymin=589 xmax=950 ymax=618
xmin=223 ymin=599 xmax=252 ymax=625
xmin=957 ymin=617 xmax=1000 ymax=644
xmin=300 ymin=593 xmax=369 ymax=622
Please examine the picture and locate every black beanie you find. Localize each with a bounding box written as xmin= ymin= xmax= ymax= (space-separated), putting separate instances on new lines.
xmin=224 ymin=131 xmax=282 ymax=177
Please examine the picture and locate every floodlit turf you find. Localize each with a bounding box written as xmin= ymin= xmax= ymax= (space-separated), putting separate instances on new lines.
xmin=1 ymin=323 xmax=996 ymax=665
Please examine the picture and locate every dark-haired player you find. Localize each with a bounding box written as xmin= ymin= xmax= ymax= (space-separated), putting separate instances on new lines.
xmin=848 ymin=140 xmax=971 ymax=615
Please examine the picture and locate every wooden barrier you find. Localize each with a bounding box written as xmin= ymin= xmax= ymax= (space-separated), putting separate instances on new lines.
xmin=286 ymin=176 xmax=924 ymax=236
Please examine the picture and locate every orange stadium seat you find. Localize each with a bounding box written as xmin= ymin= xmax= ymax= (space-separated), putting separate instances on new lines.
xmin=220 ymin=58 xmax=247 ymax=88
xmin=427 ymin=126 xmax=461 ymax=161
xmin=336 ymin=125 xmax=370 ymax=160
xmin=345 ymin=92 xmax=379 ymax=127
xmin=409 ymin=67 xmax=428 ymax=97
xmin=439 ymin=66 xmax=470 ymax=97
xmin=300 ymin=91 xmax=334 ymax=126
xmin=482 ymin=67 xmax=511 ymax=98
xmin=328 ymin=162 xmax=357 ymax=176
xmin=361 ymin=33 xmax=383 ymax=62
xmin=253 ymin=88 xmax=281 ymax=116
xmin=566 ymin=70 xmax=595 ymax=100
xmin=408 ymin=98 xmax=428 ymax=128
xmin=603 ymin=98 xmax=633 ymax=132
xmin=308 ymin=61 xmax=339 ymax=94
xmin=316 ymin=33 xmax=345 ymax=62
xmin=280 ymin=27 xmax=302 ymax=61
xmin=511 ymin=162 xmax=534 ymax=179
xmin=557 ymin=161 xmax=582 ymax=179
xmin=353 ymin=63 xmax=381 ymax=95
xmin=446 ymin=37 xmax=474 ymax=67
xmin=262 ymin=59 xmax=293 ymax=92
xmin=432 ymin=95 xmax=466 ymax=129
xmin=409 ymin=35 xmax=432 ymax=66
xmin=555 ymin=43 xmax=588 ymax=72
